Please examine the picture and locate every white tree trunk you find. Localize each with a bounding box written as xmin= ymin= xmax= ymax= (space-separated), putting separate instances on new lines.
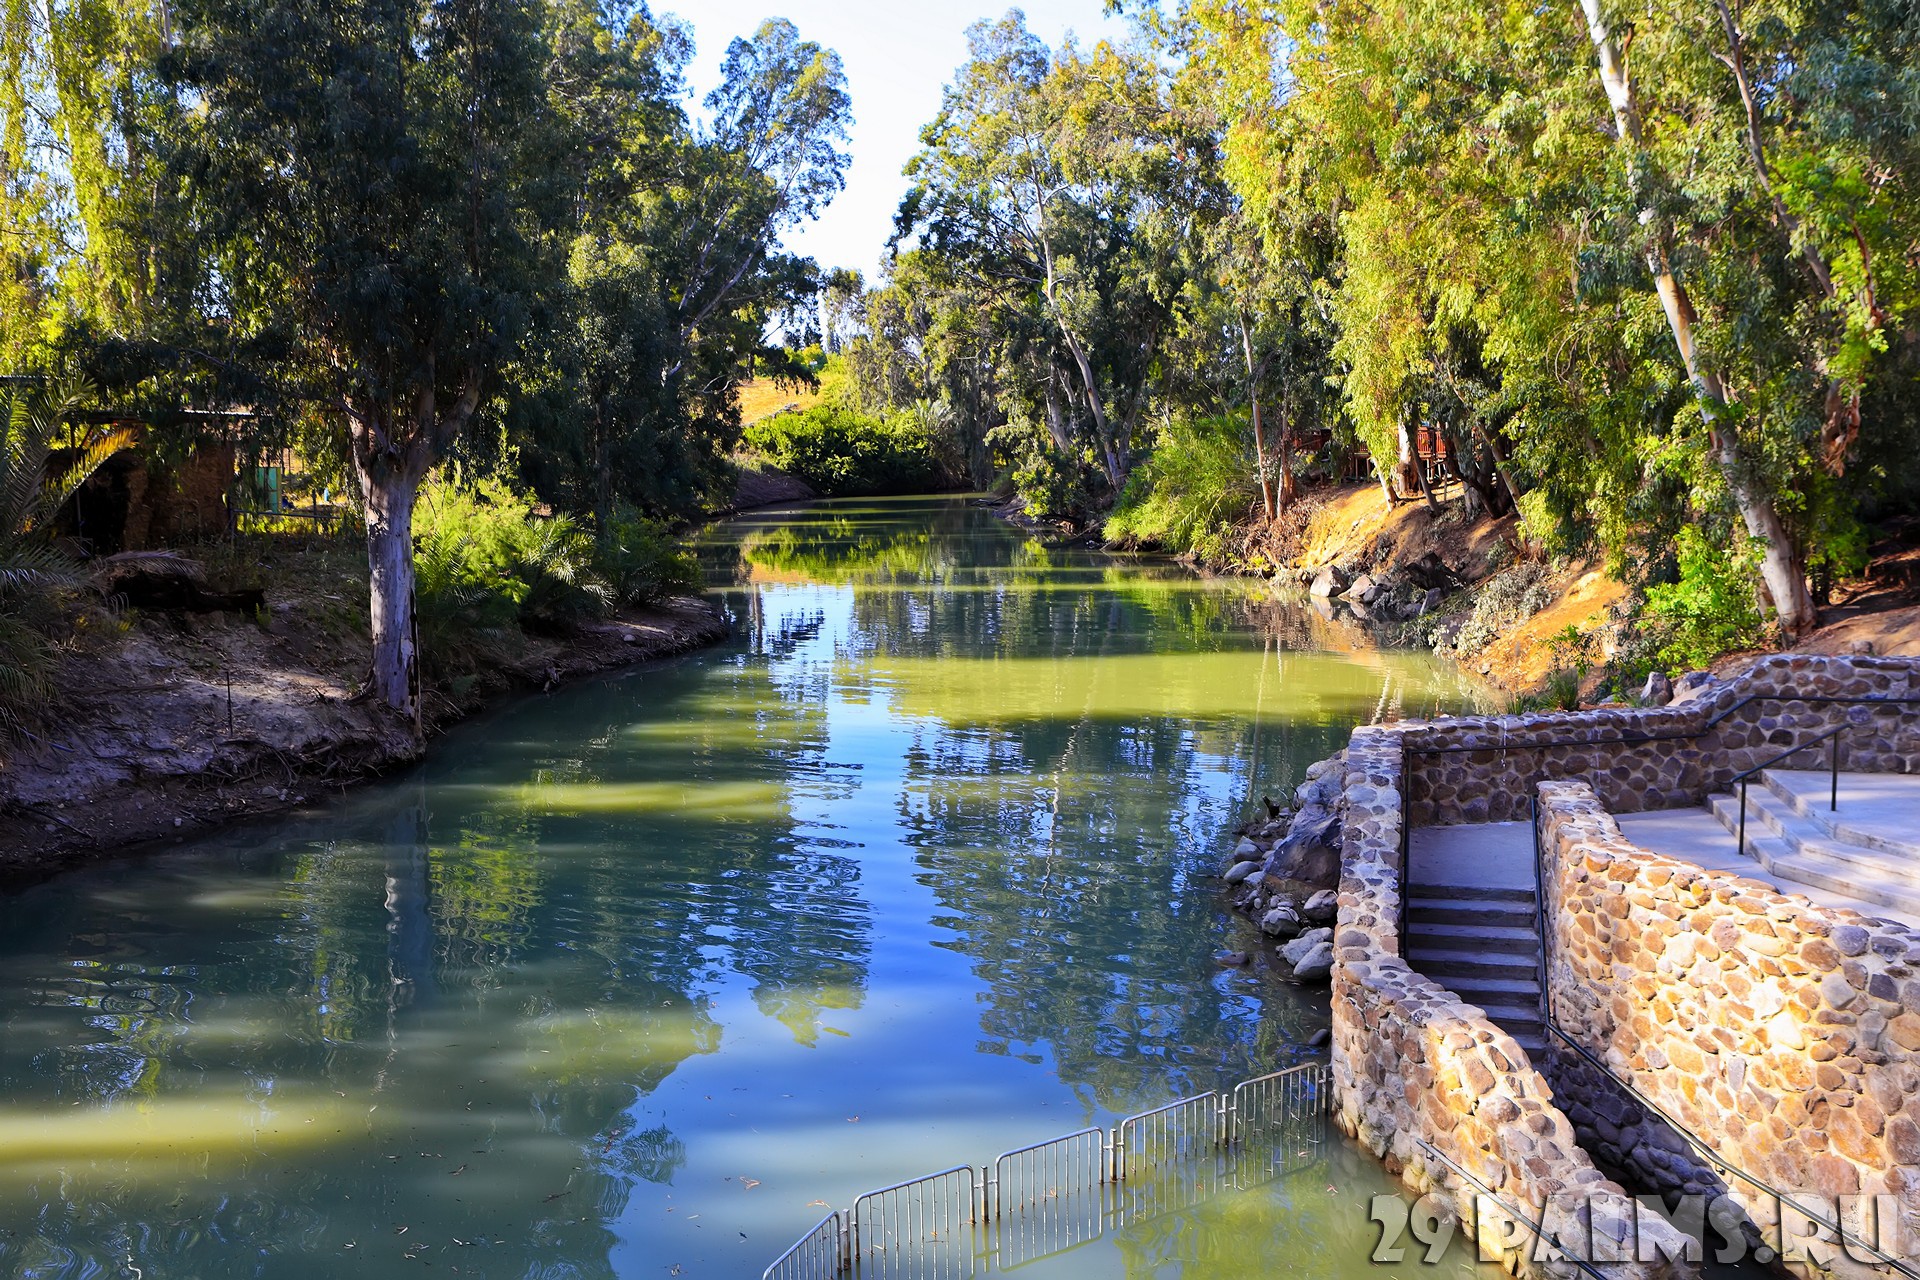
xmin=1576 ymin=0 xmax=1816 ymax=637
xmin=358 ymin=451 xmax=422 ymax=726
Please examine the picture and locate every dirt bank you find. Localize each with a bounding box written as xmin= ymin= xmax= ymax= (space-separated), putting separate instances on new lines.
xmin=0 ymin=594 xmax=729 ymax=884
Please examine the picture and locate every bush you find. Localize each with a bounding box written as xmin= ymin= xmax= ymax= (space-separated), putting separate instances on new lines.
xmin=594 ymin=503 xmax=702 ymax=606
xmin=1104 ymin=414 xmax=1261 ymax=562
xmin=743 ymin=405 xmax=940 ymax=497
xmin=1434 ymin=561 xmax=1558 ymax=658
xmin=1640 ymin=524 xmax=1766 ymax=670
xmin=412 ymin=476 xmax=612 ymax=679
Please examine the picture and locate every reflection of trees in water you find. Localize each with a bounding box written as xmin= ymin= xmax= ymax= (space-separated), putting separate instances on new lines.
xmin=0 ymin=642 xmax=874 ymax=1277
xmin=897 ymin=707 xmax=1341 ymax=1118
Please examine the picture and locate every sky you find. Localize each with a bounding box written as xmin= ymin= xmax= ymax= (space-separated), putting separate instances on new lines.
xmin=665 ymin=0 xmax=1133 ymax=282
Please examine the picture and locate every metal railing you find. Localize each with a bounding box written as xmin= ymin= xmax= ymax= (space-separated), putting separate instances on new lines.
xmin=764 ymin=1061 xmax=1329 ymax=1279
xmin=1410 ymin=1137 xmax=1615 ymax=1280
xmin=1530 ymin=793 xmax=1920 ymax=1280
xmin=1397 ymin=691 xmax=1920 ymax=954
xmin=1730 ymin=721 xmax=1847 ymax=859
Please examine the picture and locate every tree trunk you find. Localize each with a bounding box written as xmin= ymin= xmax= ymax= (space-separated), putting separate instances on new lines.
xmin=1239 ymin=310 xmax=1276 ymax=523
xmin=1576 ymin=0 xmax=1817 ymax=638
xmin=1276 ymin=384 xmax=1298 ymax=511
xmin=1397 ymin=411 xmax=1437 ymax=512
xmin=360 ymin=459 xmax=422 ymax=728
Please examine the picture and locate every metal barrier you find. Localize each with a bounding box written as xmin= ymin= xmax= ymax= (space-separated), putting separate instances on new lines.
xmin=850 ymin=1167 xmax=977 ymax=1279
xmin=764 ymin=1061 xmax=1329 ymax=1278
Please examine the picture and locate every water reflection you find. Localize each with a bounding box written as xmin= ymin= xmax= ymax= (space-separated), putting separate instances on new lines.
xmin=0 ymin=497 xmax=1490 ymax=1279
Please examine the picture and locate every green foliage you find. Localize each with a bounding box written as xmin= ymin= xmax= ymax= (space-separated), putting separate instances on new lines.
xmin=743 ymin=405 xmax=941 ymax=497
xmin=1105 ymin=415 xmax=1261 ymax=562
xmin=0 ymin=375 xmax=126 ymax=740
xmin=1641 ymin=526 xmax=1767 ymax=671
xmin=594 ymin=504 xmax=702 ymax=607
xmin=412 ymin=476 xmax=612 ymax=679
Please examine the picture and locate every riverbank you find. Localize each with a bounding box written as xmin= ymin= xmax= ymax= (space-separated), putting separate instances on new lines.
xmin=0 ymin=592 xmax=728 ymax=883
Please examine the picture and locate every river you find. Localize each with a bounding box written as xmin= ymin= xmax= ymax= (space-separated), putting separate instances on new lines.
xmin=0 ymin=496 xmax=1502 ymax=1278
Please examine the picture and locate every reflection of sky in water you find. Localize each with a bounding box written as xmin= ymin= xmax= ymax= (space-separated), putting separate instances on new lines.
xmin=0 ymin=497 xmax=1497 ymax=1279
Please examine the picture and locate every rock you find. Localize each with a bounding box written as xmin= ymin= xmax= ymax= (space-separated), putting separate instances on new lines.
xmin=1232 ymin=836 xmax=1260 ymax=859
xmin=1640 ymin=670 xmax=1673 ymax=707
xmin=1346 ymin=600 xmax=1371 ymax=621
xmin=1402 ymin=550 xmax=1460 ymax=591
xmin=1290 ymin=943 xmax=1333 ymax=981
xmin=1224 ymin=860 xmax=1263 ymax=885
xmin=1307 ymin=1027 xmax=1331 ymax=1048
xmin=1280 ymin=927 xmax=1333 ymax=967
xmin=1266 ymin=808 xmax=1341 ymax=889
xmin=1260 ymin=906 xmax=1302 ymax=938
xmin=1301 ymin=889 xmax=1338 ymax=924
xmin=1215 ymin=951 xmax=1251 ymax=968
xmin=1670 ymin=670 xmax=1713 ymax=704
xmin=1419 ymin=587 xmax=1443 ymax=617
xmin=1344 ymin=573 xmax=1378 ymax=604
xmin=1308 ymin=565 xmax=1349 ymax=598
xmin=1849 ymin=639 xmax=1876 ymax=656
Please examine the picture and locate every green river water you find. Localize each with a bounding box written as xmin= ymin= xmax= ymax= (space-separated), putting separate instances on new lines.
xmin=0 ymin=496 xmax=1511 ymax=1279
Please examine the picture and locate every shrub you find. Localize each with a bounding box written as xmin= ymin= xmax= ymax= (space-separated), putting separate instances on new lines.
xmin=1104 ymin=414 xmax=1262 ymax=562
xmin=412 ymin=476 xmax=612 ymax=680
xmin=743 ymin=405 xmax=940 ymax=496
xmin=1640 ymin=524 xmax=1766 ymax=670
xmin=594 ymin=503 xmax=702 ymax=607
xmin=1435 ymin=561 xmax=1558 ymax=657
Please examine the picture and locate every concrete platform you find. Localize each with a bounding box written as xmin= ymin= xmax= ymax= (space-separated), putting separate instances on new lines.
xmin=1617 ymin=802 xmax=1920 ymax=930
xmin=1408 ymin=820 xmax=1534 ymax=892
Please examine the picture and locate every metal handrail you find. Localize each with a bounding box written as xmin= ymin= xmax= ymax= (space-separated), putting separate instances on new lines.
xmin=1397 ymin=690 xmax=1917 ymax=956
xmin=1409 ymin=1136 xmax=1614 ymax=1280
xmin=1531 ymin=794 xmax=1920 ymax=1280
xmin=1730 ymin=721 xmax=1846 ymax=858
xmin=1543 ymin=1023 xmax=1920 ymax=1278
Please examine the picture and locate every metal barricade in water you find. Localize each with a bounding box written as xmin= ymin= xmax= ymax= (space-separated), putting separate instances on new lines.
xmin=764 ymin=1211 xmax=848 ymax=1280
xmin=849 ymin=1165 xmax=978 ymax=1279
xmin=763 ymin=1060 xmax=1330 ymax=1279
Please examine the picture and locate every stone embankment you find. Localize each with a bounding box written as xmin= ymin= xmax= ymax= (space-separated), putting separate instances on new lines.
xmin=1541 ymin=780 xmax=1920 ymax=1280
xmin=1227 ymin=653 xmax=1920 ymax=1278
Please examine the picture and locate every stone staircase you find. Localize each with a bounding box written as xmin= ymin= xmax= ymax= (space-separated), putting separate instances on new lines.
xmin=1704 ymin=768 xmax=1920 ymax=916
xmin=1405 ymin=886 xmax=1545 ymax=1053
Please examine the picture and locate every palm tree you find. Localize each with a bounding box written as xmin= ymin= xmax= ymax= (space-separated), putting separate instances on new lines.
xmin=0 ymin=375 xmax=134 ymax=739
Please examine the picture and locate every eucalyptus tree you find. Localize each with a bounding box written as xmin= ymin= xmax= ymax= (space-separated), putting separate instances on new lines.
xmin=526 ymin=12 xmax=850 ymax=523
xmin=900 ymin=14 xmax=1198 ymax=499
xmin=167 ymin=0 xmax=560 ymax=724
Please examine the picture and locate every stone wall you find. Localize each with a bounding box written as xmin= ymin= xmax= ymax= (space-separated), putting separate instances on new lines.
xmin=1538 ymin=780 xmax=1920 ymax=1277
xmin=1331 ymin=728 xmax=1691 ymax=1278
xmin=1401 ymin=656 xmax=1919 ymax=827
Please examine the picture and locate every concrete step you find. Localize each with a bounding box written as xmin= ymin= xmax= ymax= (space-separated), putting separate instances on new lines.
xmin=1405 ymin=950 xmax=1537 ymax=980
xmin=1761 ymin=769 xmax=1920 ymax=859
xmin=1751 ymin=843 xmax=1920 ymax=918
xmin=1407 ymin=898 xmax=1536 ymax=928
xmin=1402 ymin=921 xmax=1540 ymax=956
xmin=1706 ymin=792 xmax=1920 ymax=890
xmin=1442 ymin=974 xmax=1541 ymax=1002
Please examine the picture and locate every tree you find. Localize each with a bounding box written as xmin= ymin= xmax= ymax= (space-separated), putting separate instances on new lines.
xmin=168 ymin=0 xmax=558 ymax=724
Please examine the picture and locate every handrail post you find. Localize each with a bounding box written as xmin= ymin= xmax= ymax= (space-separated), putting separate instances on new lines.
xmin=1737 ymin=777 xmax=1748 ymax=859
xmin=1831 ymin=730 xmax=1840 ymax=812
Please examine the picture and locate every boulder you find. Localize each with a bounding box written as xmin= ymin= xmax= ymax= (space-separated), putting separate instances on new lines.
xmin=1639 ymin=670 xmax=1673 ymax=707
xmin=1224 ymin=860 xmax=1263 ymax=885
xmin=1280 ymin=927 xmax=1333 ymax=967
xmin=1232 ymin=836 xmax=1260 ymax=859
xmin=1265 ymin=808 xmax=1341 ymax=888
xmin=1301 ymin=889 xmax=1339 ymax=924
xmin=1259 ymin=905 xmax=1302 ymax=938
xmin=1344 ymin=573 xmax=1378 ymax=604
xmin=1308 ymin=565 xmax=1349 ymax=598
xmin=1290 ymin=942 xmax=1334 ymax=981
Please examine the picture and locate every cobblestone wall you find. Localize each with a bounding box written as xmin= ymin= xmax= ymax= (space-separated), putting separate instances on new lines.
xmin=1332 ymin=728 xmax=1691 ymax=1278
xmin=1538 ymin=780 xmax=1920 ymax=1279
xmin=1402 ymin=656 xmax=1919 ymax=826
